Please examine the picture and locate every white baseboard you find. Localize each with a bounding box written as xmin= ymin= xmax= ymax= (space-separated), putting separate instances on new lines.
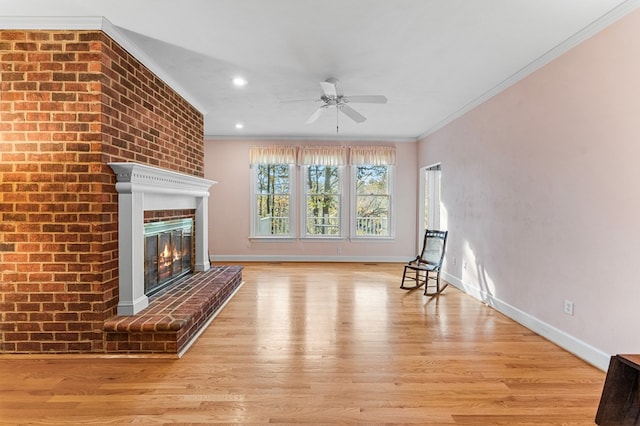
xmin=442 ymin=272 xmax=610 ymax=371
xmin=209 ymin=255 xmax=408 ymax=263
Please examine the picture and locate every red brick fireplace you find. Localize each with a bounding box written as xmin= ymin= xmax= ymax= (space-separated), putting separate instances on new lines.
xmin=0 ymin=25 xmax=241 ymax=354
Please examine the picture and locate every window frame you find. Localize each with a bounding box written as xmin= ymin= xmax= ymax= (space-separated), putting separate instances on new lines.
xmin=350 ymin=164 xmax=395 ymax=240
xmin=249 ymin=163 xmax=296 ymax=239
xmin=300 ymin=164 xmax=345 ymax=239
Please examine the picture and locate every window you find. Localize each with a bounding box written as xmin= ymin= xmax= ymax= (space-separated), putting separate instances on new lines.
xmin=350 ymin=146 xmax=396 ymax=238
xmin=299 ymin=146 xmax=346 ymax=238
xmin=303 ymin=165 xmax=342 ymax=237
xmin=353 ymin=165 xmax=391 ymax=236
xmin=249 ymin=145 xmax=395 ymax=240
xmin=250 ymin=146 xmax=296 ymax=237
xmin=255 ymin=164 xmax=292 ymax=236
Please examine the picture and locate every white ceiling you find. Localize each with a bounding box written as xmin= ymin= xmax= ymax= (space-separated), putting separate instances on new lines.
xmin=1 ymin=0 xmax=638 ymax=140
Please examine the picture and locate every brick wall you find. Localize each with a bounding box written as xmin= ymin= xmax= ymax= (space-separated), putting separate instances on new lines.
xmin=0 ymin=30 xmax=204 ymax=353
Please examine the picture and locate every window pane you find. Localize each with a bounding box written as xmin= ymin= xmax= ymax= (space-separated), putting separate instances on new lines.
xmin=356 ymin=195 xmax=388 ymax=236
xmin=254 ymin=163 xmax=291 ymax=237
xmin=256 ymin=194 xmax=289 ymax=235
xmin=304 ymin=165 xmax=341 ymax=237
xmin=257 ymin=164 xmax=289 ymax=194
xmin=354 ymin=165 xmax=390 ymax=236
xmin=356 ymin=165 xmax=388 ymax=194
xmin=307 ymin=165 xmax=339 ymax=194
xmin=306 ymin=195 xmax=339 ymax=235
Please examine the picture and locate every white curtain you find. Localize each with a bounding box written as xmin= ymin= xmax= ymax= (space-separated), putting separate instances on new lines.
xmin=298 ymin=146 xmax=347 ymax=166
xmin=249 ymin=146 xmax=297 ymax=164
xmin=349 ymin=146 xmax=396 ymax=165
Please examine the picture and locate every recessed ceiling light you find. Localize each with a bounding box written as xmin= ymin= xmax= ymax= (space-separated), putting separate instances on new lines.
xmin=232 ymin=77 xmax=247 ymax=87
xmin=235 ymin=123 xmax=244 ymax=129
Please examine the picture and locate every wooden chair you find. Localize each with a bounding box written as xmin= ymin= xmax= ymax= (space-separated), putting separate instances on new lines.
xmin=401 ymin=229 xmax=448 ymax=296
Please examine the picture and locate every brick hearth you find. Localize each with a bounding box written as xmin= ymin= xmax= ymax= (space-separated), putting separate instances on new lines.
xmin=104 ymin=266 xmax=243 ymax=355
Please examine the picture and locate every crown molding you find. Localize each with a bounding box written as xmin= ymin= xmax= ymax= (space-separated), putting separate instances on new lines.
xmin=204 ymin=134 xmax=418 ymax=143
xmin=417 ymin=0 xmax=640 ymax=141
xmin=0 ymin=16 xmax=207 ymax=115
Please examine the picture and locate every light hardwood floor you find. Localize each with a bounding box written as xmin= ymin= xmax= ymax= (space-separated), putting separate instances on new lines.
xmin=0 ymin=263 xmax=605 ymax=425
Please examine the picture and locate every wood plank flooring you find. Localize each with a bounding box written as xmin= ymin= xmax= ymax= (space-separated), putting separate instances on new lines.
xmin=0 ymin=262 xmax=605 ymax=425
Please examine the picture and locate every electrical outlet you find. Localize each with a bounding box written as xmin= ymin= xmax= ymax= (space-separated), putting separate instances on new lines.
xmin=337 ymin=247 xmax=342 ymax=254
xmin=462 ymin=260 xmax=467 ymax=270
xmin=564 ymin=300 xmax=574 ymax=316
xmin=452 ymin=257 xmax=456 ymax=265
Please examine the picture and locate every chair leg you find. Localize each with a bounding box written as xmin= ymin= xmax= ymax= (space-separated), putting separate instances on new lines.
xmin=424 ymin=270 xmax=448 ymax=296
xmin=400 ymin=267 xmax=412 ymax=289
xmin=436 ymin=270 xmax=447 ymax=293
xmin=401 ymin=266 xmax=425 ymax=290
xmin=423 ymin=271 xmax=431 ymax=295
xmin=416 ymin=270 xmax=426 ymax=288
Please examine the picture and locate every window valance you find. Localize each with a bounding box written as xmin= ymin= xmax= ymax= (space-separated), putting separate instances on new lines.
xmin=349 ymin=146 xmax=396 ymax=166
xmin=249 ymin=146 xmax=297 ymax=164
xmin=249 ymin=145 xmax=396 ymax=166
xmin=298 ymin=146 xmax=347 ymax=166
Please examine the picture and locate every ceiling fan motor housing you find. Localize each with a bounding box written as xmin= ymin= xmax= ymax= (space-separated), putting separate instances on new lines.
xmin=321 ymin=95 xmax=344 ymax=106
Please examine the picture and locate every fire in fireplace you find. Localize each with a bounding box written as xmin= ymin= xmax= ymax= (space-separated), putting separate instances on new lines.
xmin=144 ymin=218 xmax=193 ymax=296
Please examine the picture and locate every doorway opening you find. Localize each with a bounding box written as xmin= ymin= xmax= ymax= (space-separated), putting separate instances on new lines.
xmin=418 ymin=163 xmax=441 ymax=250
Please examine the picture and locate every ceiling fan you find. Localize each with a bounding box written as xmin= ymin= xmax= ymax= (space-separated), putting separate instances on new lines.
xmin=286 ymin=78 xmax=387 ymax=132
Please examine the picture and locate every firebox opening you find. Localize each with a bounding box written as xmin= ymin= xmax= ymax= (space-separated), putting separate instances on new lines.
xmin=144 ymin=218 xmax=194 ymax=297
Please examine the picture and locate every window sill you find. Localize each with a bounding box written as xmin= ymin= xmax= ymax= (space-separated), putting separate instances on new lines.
xmin=349 ymin=235 xmax=395 ymax=242
xmin=300 ymin=236 xmax=345 ymax=241
xmin=249 ymin=236 xmax=297 ymax=242
xmin=248 ymin=235 xmax=395 ymax=242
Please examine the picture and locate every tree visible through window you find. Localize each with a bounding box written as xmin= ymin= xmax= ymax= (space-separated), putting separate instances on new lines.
xmin=355 ymin=165 xmax=389 ymax=236
xmin=256 ymin=164 xmax=290 ymax=236
xmin=305 ymin=165 xmax=340 ymax=236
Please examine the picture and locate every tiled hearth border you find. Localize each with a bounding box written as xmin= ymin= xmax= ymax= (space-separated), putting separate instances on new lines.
xmin=103 ymin=266 xmax=243 ymax=356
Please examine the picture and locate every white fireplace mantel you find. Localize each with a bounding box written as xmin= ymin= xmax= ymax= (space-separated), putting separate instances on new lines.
xmin=109 ymin=162 xmax=217 ymax=315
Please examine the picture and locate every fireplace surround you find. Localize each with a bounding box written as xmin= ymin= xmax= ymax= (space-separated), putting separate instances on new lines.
xmin=109 ymin=162 xmax=216 ymax=315
xmin=105 ymin=163 xmax=243 ymax=355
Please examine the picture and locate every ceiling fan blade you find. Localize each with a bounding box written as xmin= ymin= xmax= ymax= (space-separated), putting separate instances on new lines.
xmin=346 ymin=95 xmax=388 ymax=104
xmin=331 ymin=78 xmax=344 ymax=97
xmin=320 ymin=81 xmax=337 ymax=97
xmin=305 ymin=107 xmax=326 ymax=124
xmin=339 ymin=104 xmax=366 ymax=123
